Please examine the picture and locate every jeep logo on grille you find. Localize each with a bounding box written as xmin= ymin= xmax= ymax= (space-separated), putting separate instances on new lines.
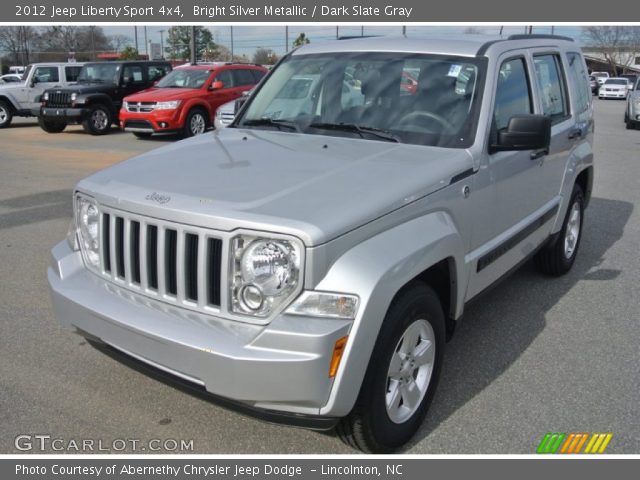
xmin=145 ymin=192 xmax=171 ymax=204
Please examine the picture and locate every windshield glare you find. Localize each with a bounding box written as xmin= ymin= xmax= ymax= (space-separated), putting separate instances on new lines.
xmin=78 ymin=64 xmax=120 ymax=83
xmin=236 ymin=52 xmax=486 ymax=148
xmin=157 ymin=69 xmax=211 ymax=88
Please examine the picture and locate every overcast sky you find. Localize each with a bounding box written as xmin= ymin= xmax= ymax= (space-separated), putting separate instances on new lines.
xmin=103 ymin=25 xmax=585 ymax=57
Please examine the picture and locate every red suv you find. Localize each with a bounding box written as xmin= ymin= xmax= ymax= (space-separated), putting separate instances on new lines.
xmin=119 ymin=63 xmax=267 ymax=138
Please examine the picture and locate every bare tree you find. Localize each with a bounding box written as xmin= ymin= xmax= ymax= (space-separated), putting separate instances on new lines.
xmin=109 ymin=34 xmax=131 ymax=53
xmin=583 ymin=26 xmax=640 ymax=75
xmin=463 ymin=27 xmax=483 ymax=34
xmin=0 ymin=26 xmax=39 ymax=65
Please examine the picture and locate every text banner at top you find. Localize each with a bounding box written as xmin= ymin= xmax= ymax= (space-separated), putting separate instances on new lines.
xmin=4 ymin=0 xmax=640 ymax=23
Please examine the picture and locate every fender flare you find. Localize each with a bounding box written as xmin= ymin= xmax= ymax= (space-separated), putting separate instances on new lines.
xmin=314 ymin=211 xmax=465 ymax=417
xmin=0 ymin=93 xmax=19 ymax=112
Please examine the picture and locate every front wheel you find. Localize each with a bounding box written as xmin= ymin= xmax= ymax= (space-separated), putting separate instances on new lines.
xmin=82 ymin=104 xmax=112 ymax=135
xmin=183 ymin=108 xmax=208 ymax=137
xmin=38 ymin=117 xmax=67 ymax=133
xmin=337 ymin=283 xmax=445 ymax=452
xmin=534 ymin=184 xmax=584 ymax=276
xmin=0 ymin=100 xmax=13 ymax=128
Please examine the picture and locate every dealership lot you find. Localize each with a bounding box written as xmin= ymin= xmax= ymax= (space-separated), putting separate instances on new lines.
xmin=1 ymin=99 xmax=638 ymax=454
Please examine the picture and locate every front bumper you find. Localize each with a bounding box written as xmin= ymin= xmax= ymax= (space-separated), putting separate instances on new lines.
xmin=120 ymin=110 xmax=182 ymax=133
xmin=48 ymin=240 xmax=351 ymax=423
xmin=40 ymin=106 xmax=88 ymax=121
xmin=599 ymin=91 xmax=627 ymax=99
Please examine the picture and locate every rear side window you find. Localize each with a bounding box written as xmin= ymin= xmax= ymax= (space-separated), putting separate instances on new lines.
xmin=123 ymin=65 xmax=144 ymax=84
xmin=233 ymin=69 xmax=257 ymax=86
xmin=251 ymin=69 xmax=266 ymax=82
xmin=64 ymin=66 xmax=82 ymax=82
xmin=533 ymin=54 xmax=569 ymax=121
xmin=494 ymin=57 xmax=533 ymax=131
xmin=565 ymin=53 xmax=591 ymax=114
xmin=147 ymin=65 xmax=169 ymax=82
xmin=34 ymin=67 xmax=59 ymax=83
xmin=215 ymin=70 xmax=234 ymax=88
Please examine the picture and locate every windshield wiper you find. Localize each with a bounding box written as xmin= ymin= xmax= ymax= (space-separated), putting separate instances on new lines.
xmin=308 ymin=122 xmax=400 ymax=143
xmin=242 ymin=118 xmax=301 ymax=132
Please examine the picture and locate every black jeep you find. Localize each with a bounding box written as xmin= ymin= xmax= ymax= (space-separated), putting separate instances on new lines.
xmin=38 ymin=61 xmax=171 ymax=135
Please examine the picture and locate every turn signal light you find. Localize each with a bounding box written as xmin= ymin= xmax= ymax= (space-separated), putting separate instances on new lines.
xmin=329 ymin=336 xmax=348 ymax=378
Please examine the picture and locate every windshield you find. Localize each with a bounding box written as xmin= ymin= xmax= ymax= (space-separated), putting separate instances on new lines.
xmin=236 ymin=52 xmax=486 ymax=148
xmin=77 ymin=63 xmax=120 ymax=84
xmin=157 ymin=69 xmax=211 ymax=88
xmin=605 ymin=79 xmax=628 ymax=86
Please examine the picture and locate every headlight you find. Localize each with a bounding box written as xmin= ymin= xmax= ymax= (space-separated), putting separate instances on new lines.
xmin=123 ymin=101 xmax=129 ymax=109
xmin=75 ymin=195 xmax=100 ymax=268
xmin=71 ymin=92 xmax=77 ymax=101
xmin=230 ymin=235 xmax=302 ymax=317
xmin=43 ymin=92 xmax=49 ymax=101
xmin=155 ymin=100 xmax=181 ymax=110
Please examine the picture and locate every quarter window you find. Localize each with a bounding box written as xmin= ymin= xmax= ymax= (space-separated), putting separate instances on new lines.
xmin=533 ymin=54 xmax=569 ymax=121
xmin=494 ymin=58 xmax=533 ymax=131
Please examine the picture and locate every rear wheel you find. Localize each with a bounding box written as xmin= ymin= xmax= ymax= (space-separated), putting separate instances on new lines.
xmin=183 ymin=108 xmax=208 ymax=137
xmin=337 ymin=283 xmax=445 ymax=452
xmin=0 ymin=100 xmax=13 ymax=128
xmin=133 ymin=132 xmax=152 ymax=139
xmin=82 ymin=104 xmax=112 ymax=135
xmin=38 ymin=117 xmax=67 ymax=133
xmin=534 ymin=184 xmax=584 ymax=276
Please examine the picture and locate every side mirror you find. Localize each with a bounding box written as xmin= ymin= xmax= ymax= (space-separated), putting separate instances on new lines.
xmin=30 ymin=77 xmax=38 ymax=87
xmin=490 ymin=114 xmax=551 ymax=154
xmin=209 ymin=80 xmax=224 ymax=90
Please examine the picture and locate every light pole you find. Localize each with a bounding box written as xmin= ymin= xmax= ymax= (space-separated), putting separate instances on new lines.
xmin=230 ymin=26 xmax=234 ymax=59
xmin=159 ymin=30 xmax=165 ymax=59
xmin=144 ymin=26 xmax=148 ymax=58
xmin=134 ymin=26 xmax=139 ymax=53
xmin=285 ymin=26 xmax=289 ymax=52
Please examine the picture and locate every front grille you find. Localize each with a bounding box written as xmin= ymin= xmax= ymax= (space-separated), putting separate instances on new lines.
xmin=126 ymin=102 xmax=156 ymax=113
xmin=99 ymin=209 xmax=223 ymax=312
xmin=46 ymin=92 xmax=72 ymax=108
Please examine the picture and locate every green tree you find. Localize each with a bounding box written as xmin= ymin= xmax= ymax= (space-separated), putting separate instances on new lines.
xmin=119 ymin=46 xmax=139 ymax=60
xmin=253 ymin=48 xmax=279 ymax=65
xmin=293 ymin=32 xmax=310 ymax=48
xmin=166 ymin=26 xmax=216 ymax=61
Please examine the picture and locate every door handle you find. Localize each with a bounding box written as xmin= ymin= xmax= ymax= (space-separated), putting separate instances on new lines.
xmin=530 ymin=149 xmax=547 ymax=160
xmin=568 ymin=128 xmax=582 ymax=140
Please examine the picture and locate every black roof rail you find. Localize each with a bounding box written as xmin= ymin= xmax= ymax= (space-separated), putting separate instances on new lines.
xmin=507 ymin=34 xmax=574 ymax=42
xmin=338 ymin=35 xmax=382 ymax=40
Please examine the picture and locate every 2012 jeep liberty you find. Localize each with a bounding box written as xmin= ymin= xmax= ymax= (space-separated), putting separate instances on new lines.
xmin=48 ymin=35 xmax=594 ymax=452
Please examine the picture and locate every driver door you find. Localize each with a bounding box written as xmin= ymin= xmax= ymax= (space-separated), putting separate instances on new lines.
xmin=25 ymin=66 xmax=62 ymax=110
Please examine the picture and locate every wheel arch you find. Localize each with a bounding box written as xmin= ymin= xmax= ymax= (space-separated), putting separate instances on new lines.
xmin=314 ymin=212 xmax=466 ymax=417
xmin=0 ymin=94 xmax=18 ymax=113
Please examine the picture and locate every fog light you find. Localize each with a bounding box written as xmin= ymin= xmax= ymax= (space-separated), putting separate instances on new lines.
xmin=240 ymin=284 xmax=264 ymax=311
xmin=160 ymin=122 xmax=168 ymax=128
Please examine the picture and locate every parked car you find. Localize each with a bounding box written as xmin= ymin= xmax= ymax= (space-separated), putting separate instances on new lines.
xmin=0 ymin=74 xmax=23 ymax=84
xmin=625 ymin=77 xmax=640 ymax=129
xmin=589 ymin=75 xmax=598 ymax=94
xmin=119 ymin=63 xmax=267 ymax=138
xmin=619 ymin=73 xmax=638 ymax=92
xmin=0 ymin=62 xmax=84 ymax=128
xmin=38 ymin=60 xmax=171 ymax=135
xmin=48 ymin=35 xmax=594 ymax=453
xmin=598 ymin=78 xmax=630 ymax=99
xmin=591 ymin=71 xmax=609 ymax=88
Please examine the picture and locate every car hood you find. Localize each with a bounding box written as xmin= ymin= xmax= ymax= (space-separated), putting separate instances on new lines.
xmin=53 ymin=82 xmax=115 ymax=94
xmin=124 ymin=88 xmax=196 ymax=102
xmin=78 ymin=128 xmax=474 ymax=246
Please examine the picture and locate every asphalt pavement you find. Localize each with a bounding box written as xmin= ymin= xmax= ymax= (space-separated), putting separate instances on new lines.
xmin=0 ymin=101 xmax=638 ymax=454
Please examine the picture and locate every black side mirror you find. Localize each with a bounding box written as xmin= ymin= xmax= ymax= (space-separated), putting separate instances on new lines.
xmin=490 ymin=114 xmax=551 ymax=154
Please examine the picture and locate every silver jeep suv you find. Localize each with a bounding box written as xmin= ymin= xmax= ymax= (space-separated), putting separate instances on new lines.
xmin=48 ymin=35 xmax=594 ymax=452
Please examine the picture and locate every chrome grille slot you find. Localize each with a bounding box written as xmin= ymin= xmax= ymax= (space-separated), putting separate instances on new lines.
xmin=97 ymin=208 xmax=224 ymax=314
xmin=47 ymin=92 xmax=72 ymax=108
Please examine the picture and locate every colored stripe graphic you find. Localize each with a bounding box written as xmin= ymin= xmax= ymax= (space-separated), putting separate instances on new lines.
xmin=538 ymin=433 xmax=613 ymax=454
xmin=536 ymin=433 xmax=566 ymax=453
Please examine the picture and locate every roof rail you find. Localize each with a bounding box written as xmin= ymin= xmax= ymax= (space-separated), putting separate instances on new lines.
xmin=338 ymin=35 xmax=382 ymax=40
xmin=507 ymin=34 xmax=574 ymax=42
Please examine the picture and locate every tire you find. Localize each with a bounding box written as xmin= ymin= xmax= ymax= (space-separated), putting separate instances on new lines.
xmin=133 ymin=132 xmax=152 ymax=139
xmin=337 ymin=283 xmax=446 ymax=453
xmin=0 ymin=100 xmax=13 ymax=128
xmin=82 ymin=104 xmax=112 ymax=135
xmin=38 ymin=117 xmax=67 ymax=133
xmin=534 ymin=184 xmax=585 ymax=276
xmin=183 ymin=108 xmax=208 ymax=137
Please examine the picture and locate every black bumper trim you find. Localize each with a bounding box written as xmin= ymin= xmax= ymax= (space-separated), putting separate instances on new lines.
xmin=40 ymin=106 xmax=87 ymax=120
xmin=80 ymin=331 xmax=339 ymax=431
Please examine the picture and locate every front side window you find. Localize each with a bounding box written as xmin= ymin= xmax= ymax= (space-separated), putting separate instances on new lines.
xmin=494 ymin=57 xmax=532 ymax=131
xmin=236 ymin=52 xmax=486 ymax=148
xmin=34 ymin=67 xmax=59 ymax=83
xmin=214 ymin=70 xmax=234 ymax=88
xmin=533 ymin=54 xmax=569 ymax=121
